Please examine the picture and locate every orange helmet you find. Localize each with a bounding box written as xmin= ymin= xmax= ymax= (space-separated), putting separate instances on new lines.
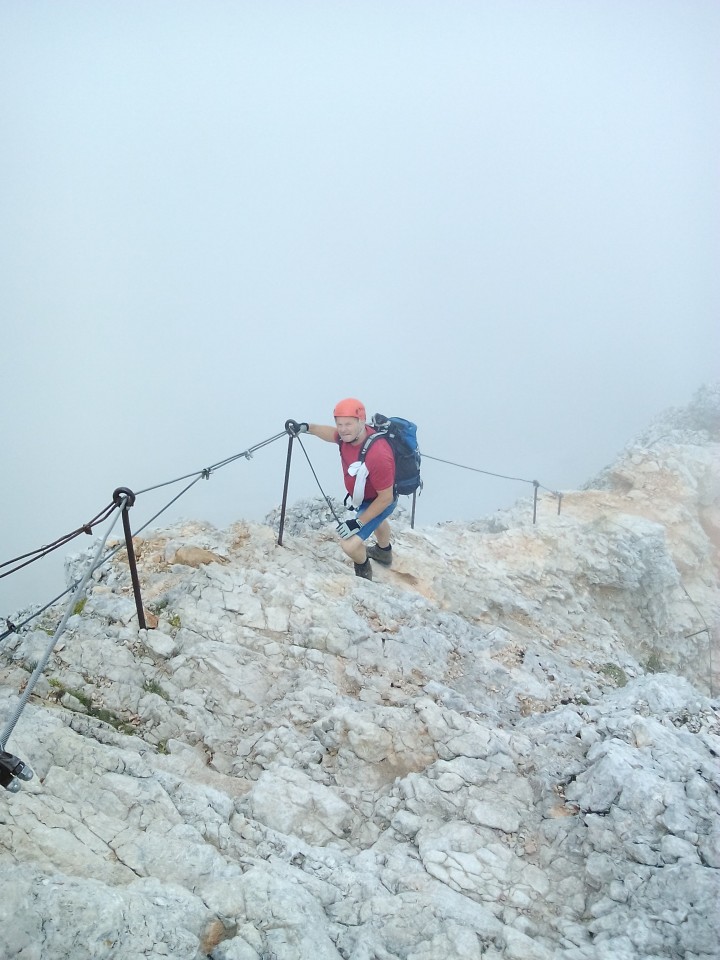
xmin=333 ymin=397 xmax=366 ymax=421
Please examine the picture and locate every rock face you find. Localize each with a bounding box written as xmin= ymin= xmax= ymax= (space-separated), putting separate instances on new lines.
xmin=1 ymin=387 xmax=719 ymax=960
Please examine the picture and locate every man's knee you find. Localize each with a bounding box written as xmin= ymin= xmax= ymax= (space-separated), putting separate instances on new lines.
xmin=339 ymin=535 xmax=366 ymax=563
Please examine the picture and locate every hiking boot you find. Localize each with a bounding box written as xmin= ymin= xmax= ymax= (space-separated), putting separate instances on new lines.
xmin=354 ymin=559 xmax=373 ymax=580
xmin=367 ymin=544 xmax=393 ymax=567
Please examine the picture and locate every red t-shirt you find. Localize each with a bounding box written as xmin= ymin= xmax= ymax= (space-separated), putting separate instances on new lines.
xmin=335 ymin=428 xmax=395 ymax=500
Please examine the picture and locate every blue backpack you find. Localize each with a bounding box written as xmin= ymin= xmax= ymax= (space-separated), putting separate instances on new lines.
xmin=360 ymin=414 xmax=422 ymax=497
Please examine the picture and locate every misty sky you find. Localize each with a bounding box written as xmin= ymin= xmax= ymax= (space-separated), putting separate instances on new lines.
xmin=2 ymin=1 xmax=718 ymax=615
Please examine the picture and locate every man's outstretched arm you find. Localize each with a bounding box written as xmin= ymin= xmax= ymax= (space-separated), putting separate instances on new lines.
xmin=286 ymin=420 xmax=337 ymax=443
xmin=308 ymin=424 xmax=338 ymax=442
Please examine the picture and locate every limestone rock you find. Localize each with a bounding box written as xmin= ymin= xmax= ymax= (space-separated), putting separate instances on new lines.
xmin=1 ymin=386 xmax=719 ymax=960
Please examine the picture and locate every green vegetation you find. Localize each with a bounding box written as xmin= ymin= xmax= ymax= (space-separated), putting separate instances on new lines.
xmin=69 ymin=688 xmax=93 ymax=711
xmin=168 ymin=613 xmax=181 ymax=630
xmin=143 ymin=678 xmax=170 ymax=701
xmin=48 ymin=679 xmax=135 ymax=734
xmin=644 ymin=653 xmax=664 ymax=674
xmin=599 ymin=663 xmax=628 ymax=687
xmin=72 ymin=598 xmax=87 ymax=616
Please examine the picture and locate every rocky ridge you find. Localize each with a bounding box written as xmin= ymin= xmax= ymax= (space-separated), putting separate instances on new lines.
xmin=1 ymin=386 xmax=719 ymax=960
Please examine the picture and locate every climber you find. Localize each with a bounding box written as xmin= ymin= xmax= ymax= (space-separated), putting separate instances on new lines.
xmin=286 ymin=398 xmax=397 ymax=580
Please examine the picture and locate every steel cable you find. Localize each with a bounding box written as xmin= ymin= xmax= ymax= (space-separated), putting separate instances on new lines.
xmin=1 ymin=432 xmax=552 ymax=585
xmin=2 ymin=430 xmax=561 ymax=646
xmin=422 ymin=453 xmax=561 ymax=502
xmin=421 ymin=453 xmax=533 ymax=484
xmin=0 ymin=480 xmax=203 ymax=647
xmin=422 ymin=453 xmax=551 ymax=490
xmin=134 ymin=430 xmax=287 ymax=495
xmin=294 ymin=441 xmax=562 ymax=521
xmin=681 ymin=584 xmax=714 ymax=697
xmin=0 ymin=501 xmax=117 ymax=580
xmin=1 ymin=586 xmax=78 ymax=647
xmin=107 ymin=473 xmax=206 ymax=554
xmin=0 ymin=501 xmax=125 ymax=750
xmin=0 ymin=429 xmax=287 ymax=641
xmin=293 ymin=436 xmax=342 ymax=523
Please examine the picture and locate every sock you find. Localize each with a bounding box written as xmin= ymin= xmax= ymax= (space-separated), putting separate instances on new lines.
xmin=376 ymin=544 xmax=392 ymax=552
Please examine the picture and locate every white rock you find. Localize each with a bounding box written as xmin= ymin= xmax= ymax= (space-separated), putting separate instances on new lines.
xmin=243 ymin=767 xmax=353 ymax=846
xmin=143 ymin=629 xmax=178 ymax=658
xmin=2 ymin=388 xmax=719 ymax=960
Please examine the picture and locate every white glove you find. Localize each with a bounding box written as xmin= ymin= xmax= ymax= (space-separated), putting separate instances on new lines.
xmin=336 ymin=518 xmax=362 ymax=539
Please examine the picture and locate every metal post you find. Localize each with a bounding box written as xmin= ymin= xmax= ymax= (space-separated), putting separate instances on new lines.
xmin=532 ymin=481 xmax=539 ymax=524
xmin=411 ymin=490 xmax=417 ymax=529
xmin=113 ymin=487 xmax=146 ymax=630
xmin=277 ymin=434 xmax=295 ymax=546
xmin=557 ymin=492 xmax=563 ymax=516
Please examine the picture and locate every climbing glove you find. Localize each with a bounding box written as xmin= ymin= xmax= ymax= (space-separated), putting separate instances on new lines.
xmin=336 ymin=518 xmax=362 ymax=539
xmin=285 ymin=419 xmax=309 ymax=436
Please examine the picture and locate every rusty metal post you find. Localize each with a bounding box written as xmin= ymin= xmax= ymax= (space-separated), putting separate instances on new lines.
xmin=113 ymin=487 xmax=146 ymax=630
xmin=277 ymin=434 xmax=295 ymax=546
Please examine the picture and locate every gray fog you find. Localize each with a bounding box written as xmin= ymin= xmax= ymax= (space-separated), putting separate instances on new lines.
xmin=2 ymin=1 xmax=718 ymax=615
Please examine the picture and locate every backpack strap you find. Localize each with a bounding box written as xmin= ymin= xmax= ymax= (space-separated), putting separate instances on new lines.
xmin=358 ymin=427 xmax=387 ymax=463
xmin=359 ymin=427 xmax=398 ymax=500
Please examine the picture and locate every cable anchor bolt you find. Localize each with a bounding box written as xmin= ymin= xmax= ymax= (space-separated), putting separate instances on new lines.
xmin=1 ymin=750 xmax=34 ymax=793
xmin=112 ymin=487 xmax=137 ymax=509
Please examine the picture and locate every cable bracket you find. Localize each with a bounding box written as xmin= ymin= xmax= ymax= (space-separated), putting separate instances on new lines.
xmin=112 ymin=486 xmax=136 ymax=509
xmin=0 ymin=750 xmax=34 ymax=793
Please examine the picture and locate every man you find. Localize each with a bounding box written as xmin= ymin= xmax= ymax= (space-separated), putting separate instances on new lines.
xmin=286 ymin=398 xmax=396 ymax=580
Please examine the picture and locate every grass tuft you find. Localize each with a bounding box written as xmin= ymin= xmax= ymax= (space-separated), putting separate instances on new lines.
xmin=599 ymin=663 xmax=628 ymax=687
xmin=143 ymin=679 xmax=170 ymax=701
xmin=644 ymin=653 xmax=664 ymax=674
